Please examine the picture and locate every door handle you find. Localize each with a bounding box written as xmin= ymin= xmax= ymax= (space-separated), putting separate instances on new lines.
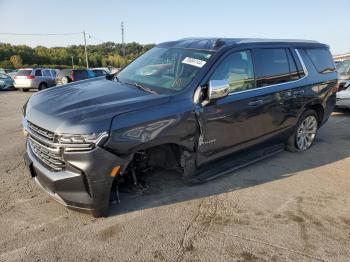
xmin=248 ymin=99 xmax=264 ymax=107
xmin=293 ymin=90 xmax=305 ymax=96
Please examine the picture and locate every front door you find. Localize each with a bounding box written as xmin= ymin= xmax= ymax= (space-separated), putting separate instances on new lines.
xmin=196 ymin=48 xmax=294 ymax=166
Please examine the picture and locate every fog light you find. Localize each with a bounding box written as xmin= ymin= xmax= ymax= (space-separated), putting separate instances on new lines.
xmin=23 ymin=128 xmax=28 ymax=137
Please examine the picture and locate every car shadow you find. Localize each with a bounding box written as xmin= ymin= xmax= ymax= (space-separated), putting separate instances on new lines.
xmin=108 ymin=114 xmax=350 ymax=216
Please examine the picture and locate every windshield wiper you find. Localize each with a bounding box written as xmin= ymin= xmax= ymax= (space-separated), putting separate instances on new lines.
xmin=125 ymin=82 xmax=157 ymax=94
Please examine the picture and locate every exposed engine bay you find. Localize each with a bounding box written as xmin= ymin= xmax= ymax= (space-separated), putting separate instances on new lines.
xmin=110 ymin=145 xmax=183 ymax=204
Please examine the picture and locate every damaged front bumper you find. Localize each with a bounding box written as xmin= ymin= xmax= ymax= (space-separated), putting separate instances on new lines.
xmin=24 ymin=138 xmax=127 ymax=216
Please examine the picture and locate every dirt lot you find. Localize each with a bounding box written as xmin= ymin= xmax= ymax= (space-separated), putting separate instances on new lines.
xmin=0 ymin=91 xmax=349 ymax=262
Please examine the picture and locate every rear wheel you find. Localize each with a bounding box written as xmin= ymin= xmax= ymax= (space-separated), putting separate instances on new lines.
xmin=286 ymin=109 xmax=318 ymax=152
xmin=22 ymin=88 xmax=29 ymax=92
xmin=38 ymin=83 xmax=48 ymax=91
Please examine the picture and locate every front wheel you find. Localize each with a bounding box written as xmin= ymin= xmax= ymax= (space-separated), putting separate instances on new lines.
xmin=286 ymin=109 xmax=318 ymax=152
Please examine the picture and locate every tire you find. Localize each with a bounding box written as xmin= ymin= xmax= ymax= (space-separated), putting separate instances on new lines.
xmin=22 ymin=88 xmax=29 ymax=92
xmin=286 ymin=109 xmax=318 ymax=152
xmin=38 ymin=83 xmax=48 ymax=91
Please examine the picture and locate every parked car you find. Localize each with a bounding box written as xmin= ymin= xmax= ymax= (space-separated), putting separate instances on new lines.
xmin=0 ymin=68 xmax=14 ymax=74
xmin=7 ymin=69 xmax=19 ymax=79
xmin=56 ymin=69 xmax=96 ymax=85
xmin=91 ymin=68 xmax=109 ymax=77
xmin=0 ymin=73 xmax=15 ymax=90
xmin=335 ymin=60 xmax=350 ymax=109
xmin=14 ymin=68 xmax=57 ymax=92
xmin=336 ymin=80 xmax=350 ymax=109
xmin=22 ymin=38 xmax=337 ymax=217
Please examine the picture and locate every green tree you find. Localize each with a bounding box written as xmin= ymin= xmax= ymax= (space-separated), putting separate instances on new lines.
xmin=10 ymin=55 xmax=23 ymax=68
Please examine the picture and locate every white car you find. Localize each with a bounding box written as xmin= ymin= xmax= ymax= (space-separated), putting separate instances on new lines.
xmin=336 ymin=80 xmax=350 ymax=109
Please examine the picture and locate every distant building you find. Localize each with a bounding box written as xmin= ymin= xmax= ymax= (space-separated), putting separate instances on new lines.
xmin=333 ymin=53 xmax=350 ymax=62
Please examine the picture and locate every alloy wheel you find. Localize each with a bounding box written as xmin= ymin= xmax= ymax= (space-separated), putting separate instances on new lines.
xmin=296 ymin=115 xmax=318 ymax=151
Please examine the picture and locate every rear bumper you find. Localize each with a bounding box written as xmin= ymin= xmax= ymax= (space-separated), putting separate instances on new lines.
xmin=24 ymin=139 xmax=127 ymax=214
xmin=14 ymin=80 xmax=38 ymax=89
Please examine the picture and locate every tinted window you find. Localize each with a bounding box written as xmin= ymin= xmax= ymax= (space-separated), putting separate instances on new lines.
xmin=293 ymin=49 xmax=306 ymax=78
xmin=254 ymin=49 xmax=290 ymax=87
xmin=51 ymin=70 xmax=57 ymax=77
xmin=42 ymin=70 xmax=51 ymax=77
xmin=93 ymin=70 xmax=107 ymax=77
xmin=73 ymin=70 xmax=88 ymax=80
xmin=35 ymin=70 xmax=42 ymax=76
xmin=210 ymin=50 xmax=254 ymax=93
xmin=287 ymin=49 xmax=303 ymax=81
xmin=87 ymin=70 xmax=96 ymax=78
xmin=305 ymin=48 xmax=335 ymax=74
xmin=17 ymin=70 xmax=32 ymax=76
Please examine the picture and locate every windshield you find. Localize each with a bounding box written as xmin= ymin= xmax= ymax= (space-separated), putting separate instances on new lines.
xmin=336 ymin=60 xmax=350 ymax=75
xmin=117 ymin=47 xmax=213 ymax=94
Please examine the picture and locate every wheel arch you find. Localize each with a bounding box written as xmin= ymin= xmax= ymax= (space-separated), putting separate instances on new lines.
xmin=306 ymin=103 xmax=324 ymax=124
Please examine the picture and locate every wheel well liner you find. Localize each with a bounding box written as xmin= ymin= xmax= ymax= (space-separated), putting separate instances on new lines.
xmin=307 ymin=104 xmax=324 ymax=123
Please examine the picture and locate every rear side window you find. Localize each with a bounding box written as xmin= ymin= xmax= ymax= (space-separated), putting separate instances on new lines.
xmin=87 ymin=70 xmax=96 ymax=78
xmin=42 ymin=70 xmax=51 ymax=77
xmin=35 ymin=70 xmax=42 ymax=76
xmin=93 ymin=70 xmax=107 ymax=77
xmin=254 ymin=49 xmax=291 ymax=87
xmin=17 ymin=70 xmax=32 ymax=76
xmin=305 ymin=48 xmax=335 ymax=74
xmin=73 ymin=70 xmax=88 ymax=80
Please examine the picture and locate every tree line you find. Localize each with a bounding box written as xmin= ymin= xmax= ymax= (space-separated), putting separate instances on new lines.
xmin=0 ymin=42 xmax=155 ymax=69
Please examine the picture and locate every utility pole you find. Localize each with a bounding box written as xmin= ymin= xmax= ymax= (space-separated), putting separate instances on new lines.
xmin=71 ymin=55 xmax=74 ymax=68
xmin=83 ymin=30 xmax=89 ymax=68
xmin=121 ymin=22 xmax=125 ymax=60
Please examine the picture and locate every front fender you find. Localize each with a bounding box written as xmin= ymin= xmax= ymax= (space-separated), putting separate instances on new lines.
xmin=104 ymin=98 xmax=198 ymax=155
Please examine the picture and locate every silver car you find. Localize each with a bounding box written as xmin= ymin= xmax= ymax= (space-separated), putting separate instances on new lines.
xmin=336 ymin=80 xmax=350 ymax=109
xmin=0 ymin=73 xmax=15 ymax=90
xmin=336 ymin=60 xmax=350 ymax=109
xmin=14 ymin=68 xmax=57 ymax=92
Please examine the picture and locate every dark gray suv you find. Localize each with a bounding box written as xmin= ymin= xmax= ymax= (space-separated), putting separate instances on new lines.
xmin=22 ymin=38 xmax=337 ymax=217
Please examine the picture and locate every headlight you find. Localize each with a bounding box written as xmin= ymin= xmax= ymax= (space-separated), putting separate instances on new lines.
xmin=55 ymin=132 xmax=109 ymax=151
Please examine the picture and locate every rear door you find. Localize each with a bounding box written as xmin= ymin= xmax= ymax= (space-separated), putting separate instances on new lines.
xmin=42 ymin=69 xmax=54 ymax=86
xmin=196 ymin=47 xmax=295 ymax=166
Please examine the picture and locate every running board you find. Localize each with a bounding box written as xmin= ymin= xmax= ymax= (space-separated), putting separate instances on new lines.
xmin=189 ymin=144 xmax=284 ymax=184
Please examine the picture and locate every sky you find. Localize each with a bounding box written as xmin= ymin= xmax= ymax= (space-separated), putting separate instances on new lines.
xmin=0 ymin=0 xmax=349 ymax=54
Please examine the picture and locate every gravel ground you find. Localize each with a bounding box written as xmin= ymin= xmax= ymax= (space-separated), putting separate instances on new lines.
xmin=0 ymin=91 xmax=349 ymax=262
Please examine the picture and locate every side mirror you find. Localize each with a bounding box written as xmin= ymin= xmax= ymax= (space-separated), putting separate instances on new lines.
xmin=208 ymin=80 xmax=230 ymax=100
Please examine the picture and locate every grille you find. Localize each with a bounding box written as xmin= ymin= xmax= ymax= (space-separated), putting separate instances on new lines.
xmin=29 ymin=138 xmax=65 ymax=171
xmin=27 ymin=121 xmax=54 ymax=142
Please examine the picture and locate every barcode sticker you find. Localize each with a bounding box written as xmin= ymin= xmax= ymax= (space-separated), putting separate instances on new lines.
xmin=182 ymin=57 xmax=206 ymax=68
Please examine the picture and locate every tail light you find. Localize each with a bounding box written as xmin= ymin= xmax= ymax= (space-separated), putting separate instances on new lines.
xmin=26 ymin=75 xmax=35 ymax=80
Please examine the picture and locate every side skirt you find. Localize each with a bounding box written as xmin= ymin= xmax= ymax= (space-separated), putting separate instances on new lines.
xmin=188 ymin=143 xmax=284 ymax=184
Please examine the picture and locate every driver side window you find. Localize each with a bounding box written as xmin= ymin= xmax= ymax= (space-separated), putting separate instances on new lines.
xmin=210 ymin=50 xmax=255 ymax=93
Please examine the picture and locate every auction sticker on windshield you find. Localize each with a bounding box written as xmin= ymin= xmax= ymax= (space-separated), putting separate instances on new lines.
xmin=182 ymin=57 xmax=207 ymax=68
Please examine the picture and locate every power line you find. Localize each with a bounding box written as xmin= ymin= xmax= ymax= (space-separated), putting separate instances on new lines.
xmin=88 ymin=34 xmax=106 ymax=43
xmin=0 ymin=32 xmax=82 ymax=36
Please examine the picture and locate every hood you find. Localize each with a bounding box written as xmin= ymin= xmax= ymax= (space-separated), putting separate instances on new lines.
xmin=26 ymin=78 xmax=170 ymax=134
